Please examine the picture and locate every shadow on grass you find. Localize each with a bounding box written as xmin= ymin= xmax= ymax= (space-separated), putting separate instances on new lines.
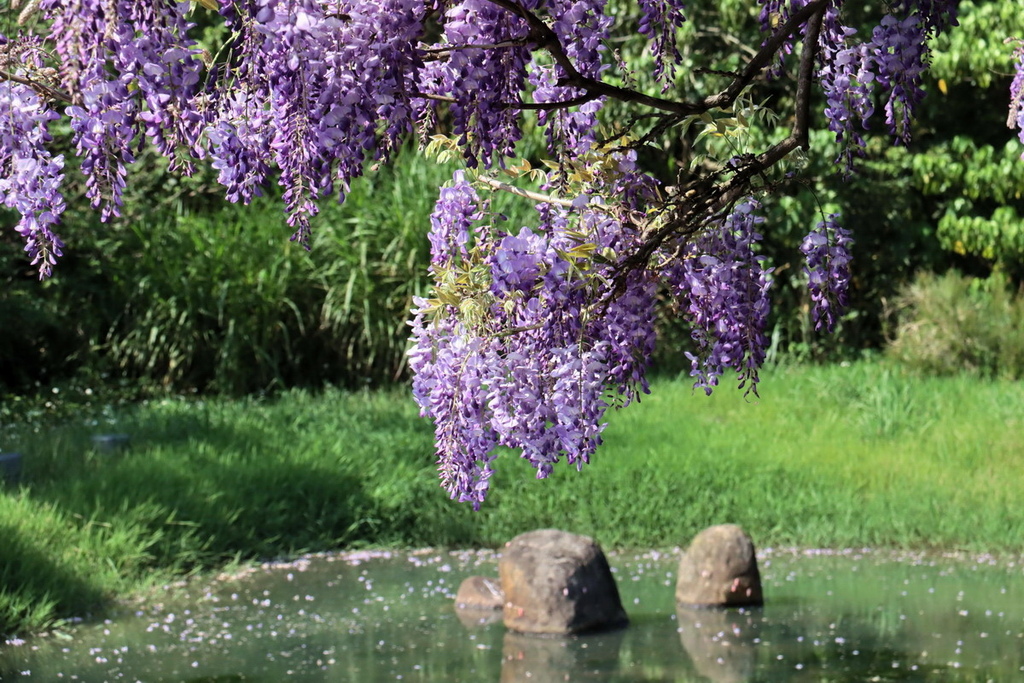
xmin=32 ymin=450 xmax=376 ymax=570
xmin=0 ymin=521 xmax=110 ymax=635
xmin=2 ymin=398 xmax=482 ymax=635
xmin=3 ymin=409 xmax=406 ymax=636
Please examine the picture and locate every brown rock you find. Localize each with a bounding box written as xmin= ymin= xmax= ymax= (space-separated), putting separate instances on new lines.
xmin=675 ymin=524 xmax=763 ymax=607
xmin=455 ymin=575 xmax=504 ymax=610
xmin=498 ymin=528 xmax=628 ymax=635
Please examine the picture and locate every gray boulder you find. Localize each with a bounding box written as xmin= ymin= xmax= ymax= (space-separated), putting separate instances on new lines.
xmin=499 ymin=528 xmax=628 ymax=635
xmin=0 ymin=452 xmax=22 ymax=486
xmin=675 ymin=524 xmax=763 ymax=607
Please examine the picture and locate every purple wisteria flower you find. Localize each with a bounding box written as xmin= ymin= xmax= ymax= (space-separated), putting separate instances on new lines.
xmin=667 ymin=199 xmax=772 ymax=396
xmin=817 ymin=8 xmax=876 ymax=173
xmin=530 ymin=0 xmax=613 ymax=156
xmin=407 ymin=313 xmax=501 ymax=508
xmin=115 ymin=3 xmax=206 ymax=170
xmin=67 ymin=76 xmax=137 ymax=220
xmin=491 ymin=227 xmax=546 ymax=294
xmin=243 ymin=0 xmax=425 ymax=245
xmin=637 ymin=0 xmax=687 ymax=89
xmin=205 ymin=97 xmax=274 ymax=205
xmin=410 ymin=162 xmax=658 ymax=504
xmin=1010 ymin=42 xmax=1024 ymax=148
xmin=756 ymin=0 xmax=812 ymax=77
xmin=891 ymin=0 xmax=959 ymax=35
xmin=419 ymin=0 xmax=534 ymax=168
xmin=800 ymin=213 xmax=853 ymax=333
xmin=817 ymin=1 xmax=957 ymax=171
xmin=428 ymin=171 xmax=483 ymax=270
xmin=871 ymin=14 xmax=928 ymax=145
xmin=0 ymin=82 xmax=66 ymax=279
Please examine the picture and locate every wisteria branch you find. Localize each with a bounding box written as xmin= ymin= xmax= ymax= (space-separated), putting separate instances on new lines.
xmin=482 ymin=0 xmax=828 ymax=119
xmin=615 ymin=4 xmax=827 ymax=279
xmin=701 ymin=0 xmax=828 ymax=112
xmin=516 ymin=92 xmax=601 ymax=111
xmin=420 ymin=39 xmax=533 ymax=60
xmin=476 ymin=174 xmax=610 ymax=210
xmin=0 ymin=68 xmax=72 ymax=104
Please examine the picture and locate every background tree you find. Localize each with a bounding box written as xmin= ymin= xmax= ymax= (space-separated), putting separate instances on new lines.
xmin=2 ymin=0 xmax=1019 ymax=504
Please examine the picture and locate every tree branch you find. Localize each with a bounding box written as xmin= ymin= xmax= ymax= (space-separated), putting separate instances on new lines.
xmin=516 ymin=92 xmax=601 ymax=110
xmin=416 ymin=91 xmax=457 ymax=104
xmin=420 ymin=39 xmax=533 ymax=61
xmin=415 ymin=90 xmax=599 ymax=112
xmin=0 ymin=68 xmax=72 ymax=104
xmin=701 ymin=0 xmax=828 ymax=112
xmin=475 ymin=175 xmax=576 ymax=208
xmin=476 ymin=174 xmax=611 ymax=211
xmin=615 ymin=5 xmax=827 ymax=279
xmin=713 ymin=1 xmax=824 ymax=205
xmin=483 ymin=0 xmax=703 ymax=115
xmin=480 ymin=0 xmax=828 ymax=119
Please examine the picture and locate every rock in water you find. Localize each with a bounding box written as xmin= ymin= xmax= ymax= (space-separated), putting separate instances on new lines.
xmin=455 ymin=575 xmax=504 ymax=610
xmin=675 ymin=524 xmax=764 ymax=607
xmin=499 ymin=529 xmax=628 ymax=635
xmin=454 ymin=575 xmax=504 ymax=628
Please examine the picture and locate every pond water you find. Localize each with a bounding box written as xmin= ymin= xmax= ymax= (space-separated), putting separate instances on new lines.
xmin=2 ymin=548 xmax=1024 ymax=682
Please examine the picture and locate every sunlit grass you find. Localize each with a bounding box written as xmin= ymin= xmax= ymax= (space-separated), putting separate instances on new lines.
xmin=2 ymin=360 xmax=1023 ymax=635
xmin=477 ymin=360 xmax=1024 ymax=550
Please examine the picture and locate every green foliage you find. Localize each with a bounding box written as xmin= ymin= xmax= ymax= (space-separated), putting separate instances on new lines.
xmin=600 ymin=1 xmax=1008 ymax=361
xmin=907 ymin=138 xmax=1024 ymax=204
xmin=0 ymin=493 xmax=129 ymax=635
xmin=3 ymin=363 xmax=1024 ymax=635
xmin=101 ymin=205 xmax=319 ymax=393
xmin=745 ymin=1 xmax=1024 ymax=355
xmin=128 ymin=151 xmax=457 ymax=393
xmin=0 ymin=387 xmax=475 ymax=635
xmin=0 ymin=230 xmax=102 ymax=389
xmin=928 ymin=1 xmax=1024 ymax=89
xmin=4 ymin=1 xmax=1024 ymax=391
xmin=1 ymin=143 xmax=542 ymax=395
xmin=900 ymin=1 xmax=1024 ymax=276
xmin=897 ymin=135 xmax=1024 ymax=274
xmin=938 ymin=202 xmax=1024 ymax=266
xmin=887 ymin=271 xmax=1024 ymax=379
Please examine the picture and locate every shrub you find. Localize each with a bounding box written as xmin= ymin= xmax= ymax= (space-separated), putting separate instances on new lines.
xmin=887 ymin=271 xmax=1024 ymax=379
xmin=2 ymin=146 xmax=541 ymax=395
xmin=99 ymin=153 xmax=444 ymax=393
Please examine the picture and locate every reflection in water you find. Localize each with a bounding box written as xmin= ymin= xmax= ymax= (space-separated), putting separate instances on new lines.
xmin=2 ymin=549 xmax=1024 ymax=681
xmin=454 ymin=604 xmax=503 ymax=630
xmin=676 ymin=606 xmax=760 ymax=683
xmin=500 ymin=628 xmax=625 ymax=682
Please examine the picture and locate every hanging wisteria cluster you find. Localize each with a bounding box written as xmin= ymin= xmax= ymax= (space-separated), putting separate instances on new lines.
xmin=408 ymin=159 xmax=659 ymax=505
xmin=3 ymin=0 xmax=1011 ymax=503
xmin=800 ymin=213 xmax=852 ymax=334
xmin=665 ymin=199 xmax=772 ymax=397
xmin=1011 ymin=40 xmax=1024 ymax=146
xmin=817 ymin=1 xmax=957 ymax=172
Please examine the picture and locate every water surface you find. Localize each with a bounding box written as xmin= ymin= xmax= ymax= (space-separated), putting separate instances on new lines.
xmin=2 ymin=548 xmax=1023 ymax=681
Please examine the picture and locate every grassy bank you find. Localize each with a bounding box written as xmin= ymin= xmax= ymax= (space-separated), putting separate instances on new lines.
xmin=2 ymin=360 xmax=1023 ymax=635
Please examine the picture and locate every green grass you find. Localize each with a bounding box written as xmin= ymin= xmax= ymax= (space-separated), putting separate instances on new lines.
xmin=482 ymin=361 xmax=1024 ymax=550
xmin=2 ymin=360 xmax=1023 ymax=636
